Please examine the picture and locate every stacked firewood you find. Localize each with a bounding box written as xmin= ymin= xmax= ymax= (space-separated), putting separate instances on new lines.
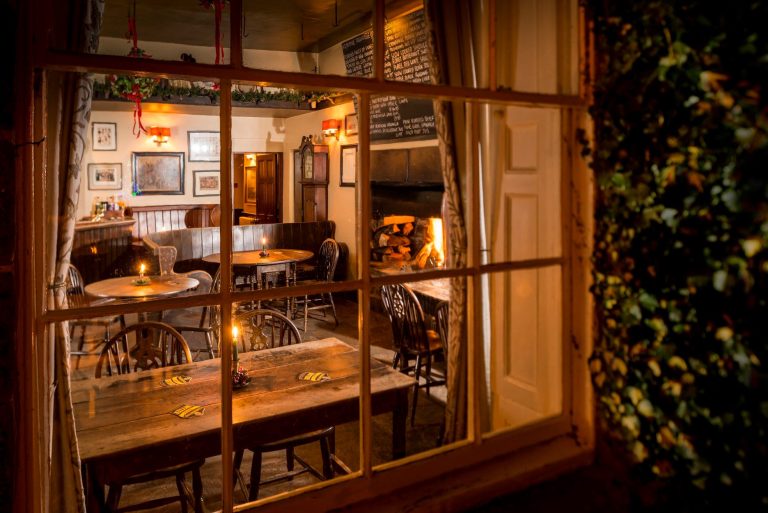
xmin=371 ymin=215 xmax=427 ymax=264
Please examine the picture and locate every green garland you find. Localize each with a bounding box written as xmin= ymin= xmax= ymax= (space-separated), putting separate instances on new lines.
xmin=587 ymin=2 xmax=767 ymax=509
xmin=94 ymin=78 xmax=343 ymax=107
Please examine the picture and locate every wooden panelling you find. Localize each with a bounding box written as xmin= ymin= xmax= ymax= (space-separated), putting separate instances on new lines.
xmin=72 ymin=220 xmax=135 ymax=284
xmin=127 ymin=204 xmax=218 ymax=242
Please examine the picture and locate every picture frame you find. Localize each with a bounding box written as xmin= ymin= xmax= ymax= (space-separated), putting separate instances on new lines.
xmin=340 ymin=144 xmax=357 ymax=187
xmin=188 ymin=131 xmax=221 ymax=162
xmin=132 ymin=152 xmax=185 ymax=195
xmin=92 ymin=122 xmax=117 ymax=151
xmin=344 ymin=113 xmax=358 ymax=136
xmin=87 ymin=163 xmax=122 ymax=190
xmin=193 ymin=170 xmax=220 ymax=197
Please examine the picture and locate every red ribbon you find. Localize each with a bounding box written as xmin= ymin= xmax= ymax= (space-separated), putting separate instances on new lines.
xmin=214 ymin=0 xmax=224 ymax=64
xmin=127 ymin=16 xmax=138 ymax=49
xmin=123 ymin=83 xmax=147 ymax=137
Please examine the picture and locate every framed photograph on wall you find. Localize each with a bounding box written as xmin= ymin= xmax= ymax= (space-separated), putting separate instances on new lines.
xmin=344 ymin=113 xmax=358 ymax=136
xmin=188 ymin=131 xmax=221 ymax=162
xmin=193 ymin=170 xmax=220 ymax=197
xmin=132 ymin=152 xmax=185 ymax=195
xmin=92 ymin=122 xmax=117 ymax=151
xmin=340 ymin=144 xmax=357 ymax=187
xmin=87 ymin=163 xmax=122 ymax=190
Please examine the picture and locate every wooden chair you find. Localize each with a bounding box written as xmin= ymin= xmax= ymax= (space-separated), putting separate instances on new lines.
xmin=65 ymin=263 xmax=125 ymax=369
xmin=381 ymin=284 xmax=445 ymax=426
xmin=293 ymin=238 xmax=340 ymax=331
xmin=231 ymin=309 xmax=335 ymax=501
xmin=162 ymin=269 xmax=220 ymax=360
xmin=95 ymin=322 xmax=204 ymax=512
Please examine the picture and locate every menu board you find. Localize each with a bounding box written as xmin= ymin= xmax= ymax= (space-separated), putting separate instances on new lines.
xmin=342 ymin=9 xmax=436 ymax=143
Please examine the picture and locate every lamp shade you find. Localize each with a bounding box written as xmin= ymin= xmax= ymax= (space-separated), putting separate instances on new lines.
xmin=149 ymin=127 xmax=171 ymax=138
xmin=322 ymin=119 xmax=340 ymax=132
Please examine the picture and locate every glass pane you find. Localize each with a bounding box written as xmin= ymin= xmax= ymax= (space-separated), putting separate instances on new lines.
xmin=368 ymin=95 xmax=468 ymax=277
xmin=384 ymin=2 xmax=433 ymax=84
xmin=231 ymin=297 xmax=360 ymax=504
xmin=482 ymin=266 xmax=563 ymax=432
xmin=495 ymin=0 xmax=579 ymax=95
xmin=371 ymin=276 xmax=467 ymax=465
xmin=224 ymin=86 xmax=359 ymax=285
xmin=480 ymin=104 xmax=562 ymax=264
xmin=52 ymin=70 xmax=222 ymax=311
xmin=63 ymin=316 xmax=224 ymax=510
xmin=243 ymin=1 xmax=374 ymax=77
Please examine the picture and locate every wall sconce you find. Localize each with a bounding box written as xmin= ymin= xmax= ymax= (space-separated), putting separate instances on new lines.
xmin=148 ymin=127 xmax=171 ymax=144
xmin=322 ymin=119 xmax=341 ymax=140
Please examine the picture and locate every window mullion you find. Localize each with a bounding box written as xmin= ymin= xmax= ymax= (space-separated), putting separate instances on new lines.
xmin=374 ymin=0 xmax=385 ymax=82
xmin=357 ymin=93 xmax=373 ymax=478
xmin=467 ymin=102 xmax=482 ymax=443
xmin=219 ymin=78 xmax=235 ymax=513
xmin=230 ymin=0 xmax=243 ymax=69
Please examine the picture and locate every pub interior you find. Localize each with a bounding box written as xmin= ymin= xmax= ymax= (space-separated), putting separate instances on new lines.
xmin=36 ymin=0 xmax=585 ymax=512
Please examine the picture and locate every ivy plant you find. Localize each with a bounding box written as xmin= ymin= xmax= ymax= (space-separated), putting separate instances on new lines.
xmin=586 ymin=1 xmax=767 ymax=510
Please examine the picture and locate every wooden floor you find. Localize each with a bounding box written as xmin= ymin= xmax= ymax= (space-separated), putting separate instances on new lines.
xmin=70 ymin=297 xmax=448 ymax=511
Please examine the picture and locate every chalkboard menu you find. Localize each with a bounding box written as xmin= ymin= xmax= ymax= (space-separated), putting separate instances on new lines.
xmin=342 ymin=9 xmax=436 ymax=143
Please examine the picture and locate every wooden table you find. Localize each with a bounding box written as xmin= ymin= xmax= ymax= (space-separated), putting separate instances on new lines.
xmin=203 ymin=249 xmax=313 ymax=290
xmin=74 ymin=338 xmax=414 ymax=511
xmin=84 ymin=275 xmax=199 ymax=299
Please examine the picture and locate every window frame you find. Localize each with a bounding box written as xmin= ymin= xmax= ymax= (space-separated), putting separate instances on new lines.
xmin=18 ymin=0 xmax=596 ymax=511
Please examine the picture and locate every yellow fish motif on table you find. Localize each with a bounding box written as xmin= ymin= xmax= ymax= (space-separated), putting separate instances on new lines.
xmin=171 ymin=405 xmax=205 ymax=419
xmin=163 ymin=375 xmax=192 ymax=386
xmin=298 ymin=371 xmax=331 ymax=382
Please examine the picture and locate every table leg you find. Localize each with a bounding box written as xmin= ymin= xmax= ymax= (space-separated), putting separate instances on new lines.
xmin=392 ymin=388 xmax=408 ymax=459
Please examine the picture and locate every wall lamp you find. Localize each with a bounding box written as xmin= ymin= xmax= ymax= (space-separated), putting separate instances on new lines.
xmin=322 ymin=119 xmax=341 ymax=140
xmin=148 ymin=126 xmax=171 ymax=144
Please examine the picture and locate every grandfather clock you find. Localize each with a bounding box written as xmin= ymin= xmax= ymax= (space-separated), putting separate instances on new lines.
xmin=294 ymin=135 xmax=328 ymax=222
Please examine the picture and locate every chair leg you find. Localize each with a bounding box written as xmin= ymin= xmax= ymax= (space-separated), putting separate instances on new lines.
xmin=249 ymin=450 xmax=263 ymax=501
xmin=411 ymin=354 xmax=422 ymax=427
xmin=425 ymin=355 xmax=433 ymax=397
xmin=328 ymin=293 xmax=339 ymax=327
xmin=286 ymin=447 xmax=294 ymax=472
xmin=175 ymin=473 xmax=189 ymax=513
xmin=319 ymin=436 xmax=334 ymax=480
xmin=106 ymin=484 xmax=122 ymax=512
xmin=303 ymin=295 xmax=309 ymax=332
xmin=192 ymin=466 xmax=204 ymax=513
xmin=392 ymin=352 xmax=400 ymax=369
xmin=233 ymin=448 xmax=248 ymax=499
xmin=205 ymin=331 xmax=215 ymax=360
xmin=75 ymin=325 xmax=85 ymax=370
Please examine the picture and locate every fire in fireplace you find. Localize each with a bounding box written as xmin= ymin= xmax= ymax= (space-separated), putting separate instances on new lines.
xmin=371 ymin=215 xmax=446 ymax=270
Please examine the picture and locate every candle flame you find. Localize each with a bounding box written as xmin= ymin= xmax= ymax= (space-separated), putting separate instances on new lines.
xmin=139 ymin=263 xmax=146 ymax=274
xmin=261 ymin=236 xmax=267 ymax=245
xmin=232 ymin=325 xmax=239 ymax=340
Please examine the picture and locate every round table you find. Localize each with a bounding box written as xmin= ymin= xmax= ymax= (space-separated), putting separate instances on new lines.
xmin=202 ymin=249 xmax=313 ymax=267
xmin=84 ymin=275 xmax=199 ymax=299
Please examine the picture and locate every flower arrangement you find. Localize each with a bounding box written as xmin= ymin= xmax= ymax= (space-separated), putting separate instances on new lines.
xmin=586 ymin=2 xmax=767 ymax=509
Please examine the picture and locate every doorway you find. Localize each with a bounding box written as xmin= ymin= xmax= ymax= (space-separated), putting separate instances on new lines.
xmin=235 ymin=152 xmax=283 ymax=224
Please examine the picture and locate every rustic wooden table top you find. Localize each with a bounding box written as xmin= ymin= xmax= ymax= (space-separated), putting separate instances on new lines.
xmin=202 ymin=249 xmax=313 ymax=266
xmin=83 ymin=275 xmax=199 ymax=299
xmin=406 ymin=278 xmax=451 ymax=303
xmin=73 ymin=338 xmax=414 ymax=467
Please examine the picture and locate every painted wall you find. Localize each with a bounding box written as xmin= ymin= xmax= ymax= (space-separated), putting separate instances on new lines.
xmin=80 ymin=110 xmax=285 ymax=219
xmin=283 ymin=102 xmax=359 ymax=279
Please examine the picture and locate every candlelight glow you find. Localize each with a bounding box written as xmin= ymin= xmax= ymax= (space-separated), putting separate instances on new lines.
xmin=232 ymin=325 xmax=239 ymax=341
xmin=261 ymin=236 xmax=267 ymax=246
xmin=139 ymin=263 xmax=146 ymax=275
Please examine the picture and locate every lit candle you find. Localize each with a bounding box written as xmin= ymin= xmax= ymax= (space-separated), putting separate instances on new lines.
xmin=261 ymin=236 xmax=267 ymax=250
xmin=232 ymin=325 xmax=239 ymax=365
xmin=139 ymin=262 xmax=146 ymax=280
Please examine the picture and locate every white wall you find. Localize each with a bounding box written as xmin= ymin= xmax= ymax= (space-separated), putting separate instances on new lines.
xmin=283 ymin=102 xmax=358 ymax=279
xmin=80 ymin=110 xmax=285 ymax=219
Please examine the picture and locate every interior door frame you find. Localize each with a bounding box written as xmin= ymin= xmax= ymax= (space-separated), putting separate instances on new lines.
xmin=238 ymin=152 xmax=282 ymax=223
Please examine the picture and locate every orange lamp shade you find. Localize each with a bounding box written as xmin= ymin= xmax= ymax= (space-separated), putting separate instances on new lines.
xmin=149 ymin=127 xmax=171 ymax=142
xmin=322 ymin=119 xmax=341 ymax=132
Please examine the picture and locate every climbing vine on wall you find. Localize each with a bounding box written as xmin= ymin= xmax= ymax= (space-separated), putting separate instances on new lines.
xmin=587 ymin=1 xmax=767 ymax=509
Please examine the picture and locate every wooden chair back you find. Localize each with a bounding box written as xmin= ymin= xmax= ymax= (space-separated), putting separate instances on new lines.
xmin=381 ymin=283 xmax=406 ymax=352
xmin=435 ymin=300 xmax=449 ymax=351
xmin=66 ymin=264 xmax=86 ymax=296
xmin=316 ymin=238 xmax=340 ymax=282
xmin=234 ymin=309 xmax=301 ymax=352
xmin=399 ymin=285 xmax=432 ymax=354
xmin=95 ymin=321 xmax=192 ymax=378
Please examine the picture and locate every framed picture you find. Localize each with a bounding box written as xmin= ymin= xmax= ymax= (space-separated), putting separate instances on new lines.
xmin=340 ymin=144 xmax=357 ymax=187
xmin=193 ymin=170 xmax=220 ymax=197
xmin=132 ymin=152 xmax=185 ymax=195
xmin=344 ymin=113 xmax=358 ymax=136
xmin=87 ymin=163 xmax=122 ymax=190
xmin=244 ymin=167 xmax=257 ymax=203
xmin=92 ymin=122 xmax=117 ymax=151
xmin=188 ymin=131 xmax=221 ymax=162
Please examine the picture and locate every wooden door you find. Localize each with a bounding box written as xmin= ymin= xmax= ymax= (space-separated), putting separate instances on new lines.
xmin=255 ymin=154 xmax=280 ymax=223
xmin=489 ymin=106 xmax=562 ymax=429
